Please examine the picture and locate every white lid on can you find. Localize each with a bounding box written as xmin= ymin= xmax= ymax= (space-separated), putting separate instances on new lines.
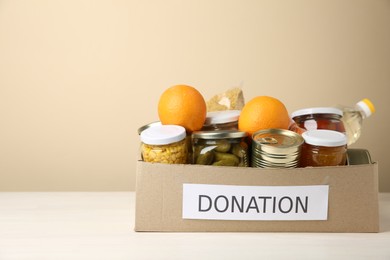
xmin=302 ymin=129 xmax=347 ymax=147
xmin=140 ymin=125 xmax=186 ymax=145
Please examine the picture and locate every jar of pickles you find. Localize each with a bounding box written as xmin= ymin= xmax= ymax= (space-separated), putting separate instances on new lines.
xmin=192 ymin=130 xmax=248 ymax=167
xmin=300 ymin=129 xmax=347 ymax=167
xmin=201 ymin=110 xmax=240 ymax=131
xmin=140 ymin=125 xmax=187 ymax=164
xmin=291 ymin=107 xmax=346 ymax=133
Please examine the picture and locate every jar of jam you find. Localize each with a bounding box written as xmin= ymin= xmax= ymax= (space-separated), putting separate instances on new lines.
xmin=192 ymin=130 xmax=248 ymax=167
xmin=140 ymin=125 xmax=187 ymax=164
xmin=291 ymin=107 xmax=346 ymax=133
xmin=201 ymin=110 xmax=240 ymax=131
xmin=300 ymin=129 xmax=347 ymax=167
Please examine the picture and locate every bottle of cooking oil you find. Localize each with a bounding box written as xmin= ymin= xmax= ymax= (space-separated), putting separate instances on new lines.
xmin=338 ymin=98 xmax=375 ymax=146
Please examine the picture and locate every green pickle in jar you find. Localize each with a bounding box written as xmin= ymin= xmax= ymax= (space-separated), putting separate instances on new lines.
xmin=140 ymin=125 xmax=187 ymax=164
xmin=192 ymin=130 xmax=248 ymax=167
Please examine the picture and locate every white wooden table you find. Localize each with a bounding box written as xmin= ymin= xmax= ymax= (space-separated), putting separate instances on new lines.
xmin=0 ymin=192 xmax=389 ymax=260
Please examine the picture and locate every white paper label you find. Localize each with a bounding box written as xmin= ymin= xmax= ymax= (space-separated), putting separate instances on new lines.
xmin=182 ymin=184 xmax=329 ymax=221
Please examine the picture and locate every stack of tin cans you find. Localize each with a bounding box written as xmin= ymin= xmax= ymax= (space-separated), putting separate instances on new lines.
xmin=251 ymin=129 xmax=304 ymax=168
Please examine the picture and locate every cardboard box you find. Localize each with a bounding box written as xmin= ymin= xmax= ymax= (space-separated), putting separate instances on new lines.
xmin=135 ymin=161 xmax=379 ymax=232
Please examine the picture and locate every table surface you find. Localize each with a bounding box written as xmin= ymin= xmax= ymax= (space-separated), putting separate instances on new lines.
xmin=0 ymin=192 xmax=389 ymax=260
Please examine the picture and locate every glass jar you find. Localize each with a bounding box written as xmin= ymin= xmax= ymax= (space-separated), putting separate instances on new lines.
xmin=300 ymin=129 xmax=347 ymax=167
xmin=201 ymin=110 xmax=240 ymax=131
xmin=137 ymin=121 xmax=162 ymax=160
xmin=140 ymin=125 xmax=187 ymax=164
xmin=291 ymin=107 xmax=346 ymax=133
xmin=192 ymin=130 xmax=248 ymax=167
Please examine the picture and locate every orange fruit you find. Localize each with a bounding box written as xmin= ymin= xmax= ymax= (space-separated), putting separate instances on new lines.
xmin=158 ymin=84 xmax=207 ymax=132
xmin=238 ymin=96 xmax=290 ymax=137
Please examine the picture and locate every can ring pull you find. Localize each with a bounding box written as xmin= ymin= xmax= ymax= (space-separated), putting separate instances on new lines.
xmin=259 ymin=137 xmax=278 ymax=144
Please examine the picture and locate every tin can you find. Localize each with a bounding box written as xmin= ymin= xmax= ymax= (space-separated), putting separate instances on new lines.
xmin=192 ymin=130 xmax=249 ymax=167
xmin=346 ymin=148 xmax=372 ymax=165
xmin=251 ymin=129 xmax=304 ymax=168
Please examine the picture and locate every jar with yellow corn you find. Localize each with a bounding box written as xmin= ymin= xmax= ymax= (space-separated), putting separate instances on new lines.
xmin=140 ymin=125 xmax=187 ymax=164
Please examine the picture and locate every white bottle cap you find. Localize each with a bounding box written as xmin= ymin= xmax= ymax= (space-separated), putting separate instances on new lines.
xmin=302 ymin=130 xmax=347 ymax=147
xmin=204 ymin=110 xmax=241 ymax=125
xmin=141 ymin=125 xmax=186 ymax=145
xmin=291 ymin=107 xmax=343 ymax=119
xmin=356 ymin=98 xmax=375 ymax=118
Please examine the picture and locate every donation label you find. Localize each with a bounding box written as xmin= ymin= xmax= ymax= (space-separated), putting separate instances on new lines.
xmin=182 ymin=184 xmax=329 ymax=221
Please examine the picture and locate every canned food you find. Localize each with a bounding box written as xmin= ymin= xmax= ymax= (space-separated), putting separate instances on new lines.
xmin=192 ymin=130 xmax=249 ymax=167
xmin=140 ymin=125 xmax=187 ymax=164
xmin=201 ymin=110 xmax=240 ymax=131
xmin=251 ymin=129 xmax=304 ymax=168
xmin=300 ymin=129 xmax=347 ymax=167
xmin=291 ymin=107 xmax=346 ymax=133
xmin=346 ymin=148 xmax=372 ymax=165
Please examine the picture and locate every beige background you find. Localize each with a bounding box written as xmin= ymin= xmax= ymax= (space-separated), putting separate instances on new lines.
xmin=0 ymin=0 xmax=389 ymax=191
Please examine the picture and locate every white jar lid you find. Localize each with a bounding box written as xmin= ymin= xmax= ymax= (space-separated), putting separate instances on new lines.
xmin=291 ymin=107 xmax=343 ymax=118
xmin=204 ymin=110 xmax=240 ymax=125
xmin=140 ymin=125 xmax=186 ymax=145
xmin=302 ymin=130 xmax=347 ymax=147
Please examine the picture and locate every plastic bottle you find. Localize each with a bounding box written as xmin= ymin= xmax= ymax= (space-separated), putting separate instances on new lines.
xmin=337 ymin=98 xmax=375 ymax=146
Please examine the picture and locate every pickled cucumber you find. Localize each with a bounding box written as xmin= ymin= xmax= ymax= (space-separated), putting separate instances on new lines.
xmin=212 ymin=159 xmax=238 ymax=166
xmin=231 ymin=142 xmax=248 ymax=158
xmin=214 ymin=140 xmax=231 ymax=152
xmin=213 ymin=152 xmax=239 ymax=166
xmin=193 ymin=144 xmax=205 ymax=157
xmin=196 ymin=150 xmax=214 ymax=165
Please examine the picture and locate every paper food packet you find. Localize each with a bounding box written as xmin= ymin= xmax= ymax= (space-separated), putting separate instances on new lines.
xmin=206 ymin=88 xmax=245 ymax=112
